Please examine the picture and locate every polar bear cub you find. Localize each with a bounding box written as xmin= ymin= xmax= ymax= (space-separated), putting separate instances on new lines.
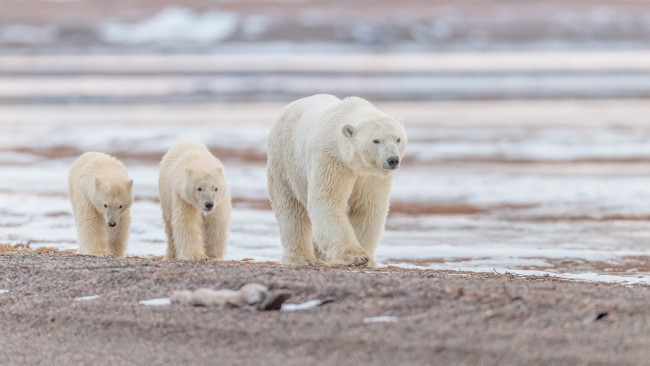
xmin=267 ymin=94 xmax=407 ymax=267
xmin=68 ymin=152 xmax=134 ymax=257
xmin=159 ymin=142 xmax=231 ymax=260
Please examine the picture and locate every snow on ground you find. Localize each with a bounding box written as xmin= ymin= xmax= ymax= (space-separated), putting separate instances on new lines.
xmin=1 ymin=73 xmax=650 ymax=284
xmin=139 ymin=298 xmax=172 ymax=306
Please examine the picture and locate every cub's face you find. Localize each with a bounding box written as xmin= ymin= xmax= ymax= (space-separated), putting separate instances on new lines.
xmin=341 ymin=117 xmax=407 ymax=176
xmin=183 ymin=168 xmax=226 ymax=214
xmin=92 ymin=177 xmax=133 ymax=227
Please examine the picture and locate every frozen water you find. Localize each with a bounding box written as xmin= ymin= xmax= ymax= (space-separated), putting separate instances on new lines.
xmin=139 ymin=298 xmax=172 ymax=306
xmin=74 ymin=295 xmax=99 ymax=301
xmin=281 ymin=300 xmax=325 ymax=312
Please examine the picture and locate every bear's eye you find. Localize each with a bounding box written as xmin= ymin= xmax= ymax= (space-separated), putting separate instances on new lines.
xmin=397 ymin=138 xmax=401 ymax=143
xmin=103 ymin=204 xmax=107 ymax=208
xmin=373 ymin=139 xmax=380 ymax=144
xmin=197 ymin=187 xmax=202 ymax=191
xmin=214 ymin=188 xmax=218 ymax=192
xmin=119 ymin=205 xmax=123 ymax=209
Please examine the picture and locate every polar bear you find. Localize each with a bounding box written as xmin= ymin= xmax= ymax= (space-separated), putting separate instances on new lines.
xmin=68 ymin=152 xmax=134 ymax=257
xmin=267 ymin=94 xmax=407 ymax=267
xmin=159 ymin=142 xmax=231 ymax=260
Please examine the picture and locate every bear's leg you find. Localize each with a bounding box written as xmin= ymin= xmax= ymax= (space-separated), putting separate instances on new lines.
xmin=348 ymin=176 xmax=393 ymax=268
xmin=108 ymin=210 xmax=130 ymax=258
xmin=308 ymin=166 xmax=370 ymax=266
xmin=163 ymin=218 xmax=176 ymax=260
xmin=171 ymin=196 xmax=207 ymax=260
xmin=203 ymin=204 xmax=229 ymax=260
xmin=268 ymin=174 xmax=321 ymax=266
xmin=76 ymin=202 xmax=111 ymax=256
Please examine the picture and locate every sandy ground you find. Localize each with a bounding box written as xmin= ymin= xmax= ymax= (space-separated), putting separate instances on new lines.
xmin=0 ymin=251 xmax=649 ymax=366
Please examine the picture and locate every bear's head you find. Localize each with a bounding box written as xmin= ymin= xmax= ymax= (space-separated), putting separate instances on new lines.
xmin=340 ymin=117 xmax=407 ymax=177
xmin=182 ymin=168 xmax=227 ymax=214
xmin=91 ymin=177 xmax=134 ymax=228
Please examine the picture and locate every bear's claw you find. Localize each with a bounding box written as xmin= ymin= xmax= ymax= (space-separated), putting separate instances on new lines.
xmin=351 ymin=256 xmax=370 ymax=267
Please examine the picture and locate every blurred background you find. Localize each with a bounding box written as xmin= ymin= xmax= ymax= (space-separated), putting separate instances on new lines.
xmin=1 ymin=0 xmax=650 ymax=283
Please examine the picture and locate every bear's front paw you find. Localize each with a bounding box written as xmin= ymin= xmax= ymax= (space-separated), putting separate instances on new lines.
xmin=330 ymin=247 xmax=371 ymax=267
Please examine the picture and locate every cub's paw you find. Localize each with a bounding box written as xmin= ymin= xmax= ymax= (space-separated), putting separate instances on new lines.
xmin=178 ymin=252 xmax=209 ymax=260
xmin=366 ymin=259 xmax=379 ymax=268
xmin=281 ymin=255 xmax=327 ymax=267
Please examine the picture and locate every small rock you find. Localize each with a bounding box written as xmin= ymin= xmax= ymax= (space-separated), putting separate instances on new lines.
xmin=191 ymin=288 xmax=240 ymax=306
xmin=170 ymin=290 xmax=192 ymax=305
xmin=259 ymin=291 xmax=292 ymax=311
xmin=239 ymin=283 xmax=268 ymax=305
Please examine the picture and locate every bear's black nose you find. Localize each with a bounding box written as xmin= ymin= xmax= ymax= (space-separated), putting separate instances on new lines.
xmin=108 ymin=221 xmax=117 ymax=227
xmin=387 ymin=156 xmax=400 ymax=169
xmin=205 ymin=202 xmax=214 ymax=210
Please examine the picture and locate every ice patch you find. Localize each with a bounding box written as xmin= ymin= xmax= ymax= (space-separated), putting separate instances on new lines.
xmin=101 ymin=7 xmax=239 ymax=45
xmin=363 ymin=316 xmax=398 ymax=323
xmin=281 ymin=299 xmax=324 ymax=312
xmin=0 ymin=25 xmax=58 ymax=45
xmin=74 ymin=295 xmax=99 ymax=301
xmin=0 ymin=289 xmax=9 ymax=294
xmin=139 ymin=298 xmax=172 ymax=306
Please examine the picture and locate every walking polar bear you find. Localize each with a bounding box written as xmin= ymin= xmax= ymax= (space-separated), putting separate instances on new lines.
xmin=159 ymin=142 xmax=231 ymax=260
xmin=267 ymin=94 xmax=407 ymax=267
xmin=68 ymin=152 xmax=134 ymax=257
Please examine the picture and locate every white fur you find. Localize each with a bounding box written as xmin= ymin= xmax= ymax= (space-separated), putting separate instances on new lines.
xmin=68 ymin=152 xmax=133 ymax=257
xmin=267 ymin=94 xmax=407 ymax=267
xmin=159 ymin=141 xmax=231 ymax=260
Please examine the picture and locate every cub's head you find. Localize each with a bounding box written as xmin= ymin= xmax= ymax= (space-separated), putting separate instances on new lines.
xmin=340 ymin=117 xmax=407 ymax=176
xmin=92 ymin=177 xmax=133 ymax=228
xmin=182 ymin=168 xmax=227 ymax=214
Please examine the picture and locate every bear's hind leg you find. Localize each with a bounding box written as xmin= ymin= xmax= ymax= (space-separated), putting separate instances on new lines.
xmin=269 ymin=176 xmax=322 ymax=266
xmin=203 ymin=205 xmax=229 ymax=260
xmin=163 ymin=218 xmax=176 ymax=260
xmin=108 ymin=210 xmax=130 ymax=258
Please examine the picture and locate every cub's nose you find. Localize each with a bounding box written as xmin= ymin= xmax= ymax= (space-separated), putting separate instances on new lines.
xmin=386 ymin=156 xmax=400 ymax=169
xmin=205 ymin=202 xmax=214 ymax=210
xmin=108 ymin=221 xmax=117 ymax=227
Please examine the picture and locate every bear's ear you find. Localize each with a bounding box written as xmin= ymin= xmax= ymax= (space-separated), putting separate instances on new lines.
xmin=397 ymin=118 xmax=404 ymax=125
xmin=127 ymin=179 xmax=134 ymax=190
xmin=185 ymin=168 xmax=194 ymax=178
xmin=342 ymin=124 xmax=355 ymax=138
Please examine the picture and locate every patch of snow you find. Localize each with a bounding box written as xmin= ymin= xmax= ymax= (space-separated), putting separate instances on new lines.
xmin=281 ymin=299 xmax=324 ymax=312
xmin=100 ymin=7 xmax=239 ymax=45
xmin=0 ymin=25 xmax=58 ymax=45
xmin=0 ymin=289 xmax=9 ymax=294
xmin=139 ymin=298 xmax=171 ymax=306
xmin=363 ymin=316 xmax=398 ymax=323
xmin=74 ymin=295 xmax=99 ymax=301
xmin=241 ymin=15 xmax=273 ymax=40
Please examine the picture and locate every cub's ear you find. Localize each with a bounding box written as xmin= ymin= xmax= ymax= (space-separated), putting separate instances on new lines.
xmin=185 ymin=168 xmax=194 ymax=178
xmin=342 ymin=124 xmax=355 ymax=138
xmin=397 ymin=118 xmax=404 ymax=125
xmin=127 ymin=179 xmax=134 ymax=190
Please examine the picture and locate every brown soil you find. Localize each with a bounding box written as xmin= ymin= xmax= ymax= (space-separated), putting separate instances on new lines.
xmin=1 ymin=251 xmax=649 ymax=366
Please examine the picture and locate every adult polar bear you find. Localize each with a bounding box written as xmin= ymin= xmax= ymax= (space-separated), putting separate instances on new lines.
xmin=267 ymin=95 xmax=407 ymax=267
